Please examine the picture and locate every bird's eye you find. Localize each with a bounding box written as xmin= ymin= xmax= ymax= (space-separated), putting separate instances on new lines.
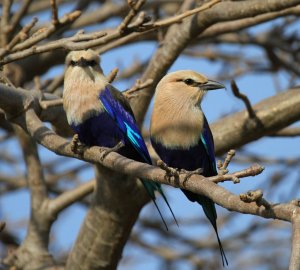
xmin=184 ymin=78 xmax=194 ymax=85
xmin=88 ymin=60 xmax=97 ymax=66
xmin=70 ymin=60 xmax=77 ymax=66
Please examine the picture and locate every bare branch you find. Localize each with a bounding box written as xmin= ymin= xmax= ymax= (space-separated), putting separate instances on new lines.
xmin=290 ymin=203 xmax=300 ymax=270
xmin=270 ymin=127 xmax=300 ymax=137
xmin=118 ymin=0 xmax=146 ymax=33
xmin=0 ymin=0 xmax=13 ymax=46
xmin=124 ymin=78 xmax=153 ymax=99
xmin=218 ymin=149 xmax=235 ymax=175
xmin=153 ymin=0 xmax=220 ymax=28
xmin=231 ymin=80 xmax=257 ymax=118
xmin=107 ymin=67 xmax=119 ymax=83
xmin=9 ymin=0 xmax=33 ymax=34
xmin=50 ymin=0 xmax=60 ymax=26
xmin=48 ymin=180 xmax=94 ymax=216
xmin=40 ymin=98 xmax=63 ymax=109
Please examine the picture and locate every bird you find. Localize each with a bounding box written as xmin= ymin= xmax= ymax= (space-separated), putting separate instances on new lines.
xmin=150 ymin=70 xmax=228 ymax=266
xmin=63 ymin=49 xmax=177 ymax=229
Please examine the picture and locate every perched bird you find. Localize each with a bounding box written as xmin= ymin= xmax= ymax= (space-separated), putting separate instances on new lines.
xmin=150 ymin=70 xmax=228 ymax=265
xmin=63 ymin=49 xmax=176 ymax=229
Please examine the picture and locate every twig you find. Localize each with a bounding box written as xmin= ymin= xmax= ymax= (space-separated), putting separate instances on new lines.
xmin=153 ymin=0 xmax=221 ymax=28
xmin=128 ymin=11 xmax=151 ymax=30
xmin=0 ymin=0 xmax=219 ymax=64
xmin=211 ymin=163 xmax=264 ymax=184
xmin=50 ymin=0 xmax=60 ymax=26
xmin=45 ymin=74 xmax=64 ymax=93
xmin=0 ymin=28 xmax=108 ymax=65
xmin=9 ymin=0 xmax=33 ymax=34
xmin=270 ymin=127 xmax=300 ymax=137
xmin=40 ymin=98 xmax=63 ymax=109
xmin=231 ymin=80 xmax=256 ymax=118
xmin=10 ymin=10 xmax=81 ymax=53
xmin=34 ymin=76 xmax=42 ymax=91
xmin=0 ymin=0 xmax=13 ymax=46
xmin=107 ymin=68 xmax=119 ymax=83
xmin=0 ymin=70 xmax=14 ymax=86
xmin=48 ymin=180 xmax=95 ymax=216
xmin=124 ymin=78 xmax=153 ymax=99
xmin=0 ymin=17 xmax=39 ymax=58
xmin=11 ymin=17 xmax=38 ymax=49
xmin=218 ymin=149 xmax=235 ymax=175
xmin=118 ymin=0 xmax=146 ymax=33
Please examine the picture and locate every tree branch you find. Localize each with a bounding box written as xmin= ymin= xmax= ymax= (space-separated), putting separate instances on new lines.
xmin=289 ymin=205 xmax=300 ymax=270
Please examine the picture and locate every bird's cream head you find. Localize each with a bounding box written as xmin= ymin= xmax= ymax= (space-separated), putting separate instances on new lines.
xmin=151 ymin=70 xmax=224 ymax=148
xmin=63 ymin=50 xmax=107 ymax=125
xmin=64 ymin=49 xmax=105 ymax=81
xmin=155 ymin=70 xmax=224 ymax=106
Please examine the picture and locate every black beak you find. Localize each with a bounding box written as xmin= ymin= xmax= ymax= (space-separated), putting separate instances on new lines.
xmin=201 ymin=79 xmax=225 ymax=91
xmin=78 ymin=57 xmax=89 ymax=67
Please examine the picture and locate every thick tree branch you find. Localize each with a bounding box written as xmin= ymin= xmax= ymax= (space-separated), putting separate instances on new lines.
xmin=0 ymin=104 xmax=293 ymax=224
xmin=211 ymin=89 xmax=300 ymax=155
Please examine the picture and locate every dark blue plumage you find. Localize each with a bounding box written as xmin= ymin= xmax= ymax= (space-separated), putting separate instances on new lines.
xmin=151 ymin=116 xmax=227 ymax=266
xmin=63 ymin=50 xmax=177 ymax=229
xmin=150 ymin=70 xmax=227 ymax=266
xmin=71 ymin=86 xmax=176 ymax=229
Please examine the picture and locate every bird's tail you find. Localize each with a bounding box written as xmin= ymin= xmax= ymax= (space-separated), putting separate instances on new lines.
xmin=196 ymin=195 xmax=228 ymax=267
xmin=141 ymin=179 xmax=178 ymax=230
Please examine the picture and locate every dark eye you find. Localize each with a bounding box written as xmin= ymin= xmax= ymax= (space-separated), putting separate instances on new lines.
xmin=184 ymin=78 xmax=194 ymax=85
xmin=88 ymin=60 xmax=97 ymax=66
xmin=70 ymin=60 xmax=77 ymax=66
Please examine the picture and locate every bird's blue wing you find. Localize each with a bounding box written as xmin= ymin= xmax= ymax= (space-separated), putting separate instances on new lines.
xmin=99 ymin=86 xmax=152 ymax=164
xmin=200 ymin=116 xmax=217 ymax=174
xmin=99 ymin=86 xmax=178 ymax=229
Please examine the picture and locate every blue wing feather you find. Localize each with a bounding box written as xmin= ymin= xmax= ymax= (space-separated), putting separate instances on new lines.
xmin=99 ymin=86 xmax=177 ymax=229
xmin=99 ymin=87 xmax=152 ymax=164
xmin=200 ymin=116 xmax=217 ymax=174
xmin=151 ymin=114 xmax=228 ymax=265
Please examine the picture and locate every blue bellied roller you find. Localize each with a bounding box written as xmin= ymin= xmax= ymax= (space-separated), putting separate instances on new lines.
xmin=63 ymin=49 xmax=177 ymax=229
xmin=150 ymin=70 xmax=228 ymax=266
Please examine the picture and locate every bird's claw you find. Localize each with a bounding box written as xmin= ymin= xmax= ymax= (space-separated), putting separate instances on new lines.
xmin=100 ymin=141 xmax=125 ymax=161
xmin=157 ymin=160 xmax=203 ymax=185
xmin=181 ymin=168 xmax=203 ymax=186
xmin=157 ymin=160 xmax=180 ymax=182
xmin=70 ymin=134 xmax=85 ymax=156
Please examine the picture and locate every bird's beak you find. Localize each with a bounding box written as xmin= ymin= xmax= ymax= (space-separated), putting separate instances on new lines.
xmin=78 ymin=57 xmax=88 ymax=67
xmin=201 ymin=80 xmax=225 ymax=91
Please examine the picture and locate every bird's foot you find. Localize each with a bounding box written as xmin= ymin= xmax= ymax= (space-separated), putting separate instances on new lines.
xmin=100 ymin=141 xmax=125 ymax=161
xmin=157 ymin=160 xmax=203 ymax=185
xmin=157 ymin=160 xmax=180 ymax=182
xmin=70 ymin=134 xmax=85 ymax=156
xmin=180 ymin=168 xmax=203 ymax=186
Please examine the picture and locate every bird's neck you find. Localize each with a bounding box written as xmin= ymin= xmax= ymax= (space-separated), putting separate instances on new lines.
xmin=151 ymin=94 xmax=204 ymax=149
xmin=63 ymin=68 xmax=107 ymax=125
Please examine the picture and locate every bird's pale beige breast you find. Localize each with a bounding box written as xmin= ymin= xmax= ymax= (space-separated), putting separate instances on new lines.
xmin=151 ymin=101 xmax=204 ymax=149
xmin=63 ymin=68 xmax=105 ymax=125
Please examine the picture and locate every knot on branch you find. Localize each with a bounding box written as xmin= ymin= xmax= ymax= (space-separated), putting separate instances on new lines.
xmin=240 ymin=189 xmax=263 ymax=203
xmin=240 ymin=189 xmax=271 ymax=209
